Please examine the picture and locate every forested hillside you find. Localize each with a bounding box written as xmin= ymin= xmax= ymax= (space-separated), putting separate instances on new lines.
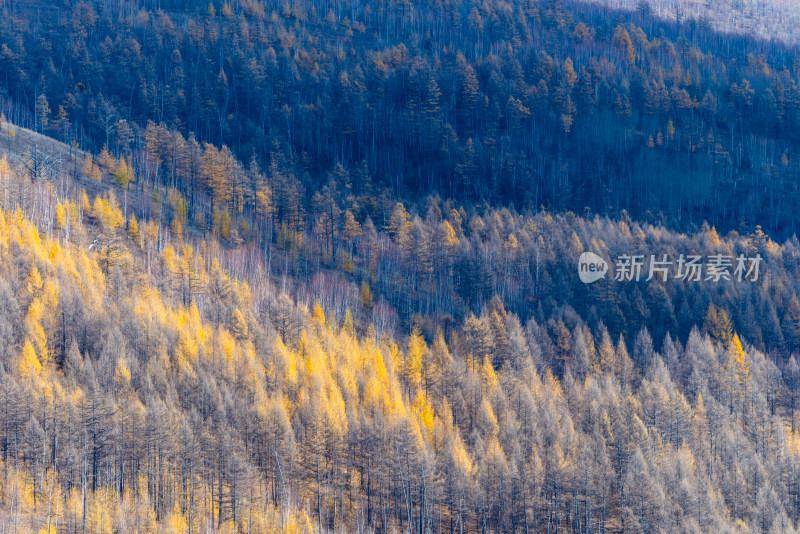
xmin=600 ymin=0 xmax=800 ymax=45
xmin=2 ymin=0 xmax=800 ymax=532
xmin=1 ymin=149 xmax=800 ymax=533
xmin=4 ymin=0 xmax=800 ymax=237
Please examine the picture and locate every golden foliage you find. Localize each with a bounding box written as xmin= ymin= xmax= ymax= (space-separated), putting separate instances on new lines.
xmin=17 ymin=340 xmax=42 ymax=378
xmin=92 ymin=192 xmax=124 ymax=232
xmin=113 ymin=358 xmax=131 ymax=389
xmin=312 ymin=300 xmax=325 ymax=326
xmin=83 ymin=153 xmax=102 ymax=182
xmin=128 ymin=213 xmax=140 ymax=244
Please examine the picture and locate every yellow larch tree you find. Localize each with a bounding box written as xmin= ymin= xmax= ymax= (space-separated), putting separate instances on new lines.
xmin=92 ymin=192 xmax=124 ymax=232
xmin=312 ymin=300 xmax=325 ymax=326
xmin=25 ymin=294 xmax=51 ymax=368
xmin=17 ymin=340 xmax=42 ymax=379
xmin=404 ymin=326 xmax=425 ymax=393
xmin=83 ymin=153 xmax=102 ymax=182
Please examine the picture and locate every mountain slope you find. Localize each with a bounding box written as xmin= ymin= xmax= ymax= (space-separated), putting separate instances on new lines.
xmin=602 ymin=0 xmax=800 ymax=44
xmin=3 ymin=0 xmax=800 ymax=532
xmin=3 ymin=0 xmax=800 ymax=236
xmin=0 ymin=138 xmax=799 ymax=532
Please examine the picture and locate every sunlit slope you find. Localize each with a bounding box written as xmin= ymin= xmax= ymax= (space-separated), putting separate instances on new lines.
xmin=597 ymin=0 xmax=800 ymax=44
xmin=0 ymin=160 xmax=799 ymax=532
